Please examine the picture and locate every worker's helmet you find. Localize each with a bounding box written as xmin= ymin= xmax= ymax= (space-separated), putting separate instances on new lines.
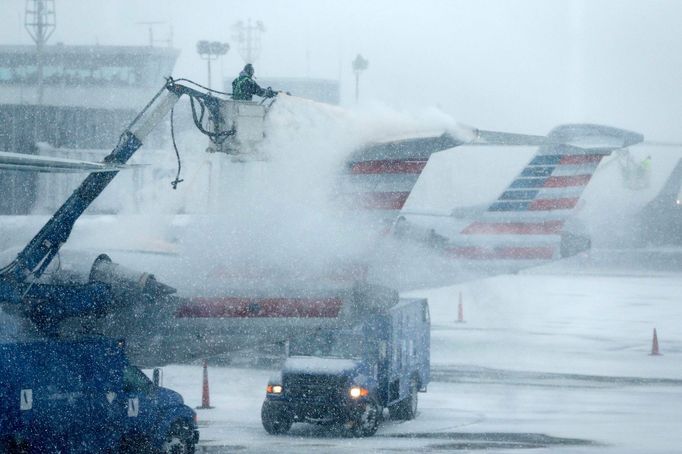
xmin=244 ymin=63 xmax=254 ymax=77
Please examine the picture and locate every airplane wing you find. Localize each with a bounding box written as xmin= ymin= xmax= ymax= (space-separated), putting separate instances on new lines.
xmin=0 ymin=150 xmax=135 ymax=173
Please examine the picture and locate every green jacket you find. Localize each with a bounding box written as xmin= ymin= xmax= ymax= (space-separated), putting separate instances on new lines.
xmin=232 ymin=72 xmax=274 ymax=101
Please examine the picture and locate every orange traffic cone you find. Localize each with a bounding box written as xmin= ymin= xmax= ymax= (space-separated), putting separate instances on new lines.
xmin=457 ymin=292 xmax=465 ymax=323
xmin=650 ymin=328 xmax=662 ymax=356
xmin=197 ymin=359 xmax=214 ymax=409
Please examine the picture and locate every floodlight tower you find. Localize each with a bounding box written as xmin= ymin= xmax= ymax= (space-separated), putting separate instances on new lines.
xmin=196 ymin=41 xmax=230 ymax=89
xmin=352 ymin=54 xmax=369 ymax=103
xmin=231 ymin=19 xmax=265 ymax=64
xmin=25 ymin=0 xmax=56 ymax=105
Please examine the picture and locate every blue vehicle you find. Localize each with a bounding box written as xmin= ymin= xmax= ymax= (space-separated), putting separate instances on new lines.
xmin=261 ymin=295 xmax=430 ymax=437
xmin=0 ymin=337 xmax=198 ymax=453
xmin=0 ymin=81 xmax=215 ymax=453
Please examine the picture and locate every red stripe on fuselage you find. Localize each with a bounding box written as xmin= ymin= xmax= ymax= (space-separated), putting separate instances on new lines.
xmin=559 ymin=155 xmax=603 ymax=165
xmin=529 ymin=198 xmax=578 ymax=210
xmin=350 ymin=160 xmax=428 ymax=174
xmin=447 ymin=246 xmax=555 ymax=260
xmin=347 ymin=191 xmax=410 ymax=210
xmin=543 ymin=175 xmax=592 ymax=188
xmin=462 ymin=220 xmax=565 ymax=235
xmin=176 ymin=297 xmax=344 ymax=318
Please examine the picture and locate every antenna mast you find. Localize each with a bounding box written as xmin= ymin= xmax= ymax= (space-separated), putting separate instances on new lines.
xmin=25 ymin=0 xmax=56 ymax=105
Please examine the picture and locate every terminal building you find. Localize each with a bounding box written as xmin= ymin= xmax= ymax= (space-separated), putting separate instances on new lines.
xmin=0 ymin=44 xmax=179 ymax=214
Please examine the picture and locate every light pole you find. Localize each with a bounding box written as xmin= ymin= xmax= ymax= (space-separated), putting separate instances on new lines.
xmin=196 ymin=41 xmax=230 ymax=89
xmin=352 ymin=54 xmax=369 ymax=103
xmin=231 ymin=19 xmax=265 ymax=64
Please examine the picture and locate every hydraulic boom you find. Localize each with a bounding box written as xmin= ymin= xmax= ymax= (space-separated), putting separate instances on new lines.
xmin=0 ymin=79 xmax=234 ymax=331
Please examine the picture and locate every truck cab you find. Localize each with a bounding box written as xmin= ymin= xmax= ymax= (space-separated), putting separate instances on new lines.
xmin=261 ymin=297 xmax=430 ymax=437
xmin=0 ymin=337 xmax=198 ymax=453
xmin=120 ymin=363 xmax=199 ymax=453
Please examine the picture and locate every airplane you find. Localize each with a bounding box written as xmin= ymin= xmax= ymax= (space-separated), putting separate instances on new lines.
xmin=0 ymin=80 xmax=665 ymax=366
xmin=0 ymin=150 xmax=138 ymax=173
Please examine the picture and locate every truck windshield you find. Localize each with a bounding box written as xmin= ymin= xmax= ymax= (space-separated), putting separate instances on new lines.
xmin=123 ymin=366 xmax=154 ymax=393
xmin=328 ymin=332 xmax=365 ymax=359
xmin=291 ymin=328 xmax=367 ymax=359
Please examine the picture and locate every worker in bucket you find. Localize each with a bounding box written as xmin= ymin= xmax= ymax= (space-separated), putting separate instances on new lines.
xmin=232 ymin=63 xmax=277 ymax=101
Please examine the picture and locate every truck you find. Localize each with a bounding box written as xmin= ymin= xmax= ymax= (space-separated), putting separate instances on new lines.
xmin=0 ymin=336 xmax=198 ymax=453
xmin=0 ymin=79 xmax=288 ymax=452
xmin=261 ymin=295 xmax=430 ymax=437
xmin=0 ymin=79 xmax=223 ymax=453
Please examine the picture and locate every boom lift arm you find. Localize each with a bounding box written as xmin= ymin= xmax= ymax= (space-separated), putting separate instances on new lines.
xmin=0 ymin=79 xmax=230 ymax=331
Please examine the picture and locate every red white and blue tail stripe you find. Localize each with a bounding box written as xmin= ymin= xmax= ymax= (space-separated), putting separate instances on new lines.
xmin=337 ymin=133 xmax=461 ymax=223
xmin=449 ymin=124 xmax=644 ymax=261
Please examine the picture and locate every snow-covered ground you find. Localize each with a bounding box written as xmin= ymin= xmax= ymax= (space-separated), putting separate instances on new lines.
xmin=159 ymin=251 xmax=682 ymax=453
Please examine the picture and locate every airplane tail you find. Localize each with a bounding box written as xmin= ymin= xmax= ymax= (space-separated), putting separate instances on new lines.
xmin=449 ymin=124 xmax=644 ymax=261
xmin=337 ymin=133 xmax=461 ymax=224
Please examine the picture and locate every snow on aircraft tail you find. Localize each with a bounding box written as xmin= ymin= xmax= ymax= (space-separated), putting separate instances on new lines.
xmin=337 ymin=132 xmax=462 ymax=224
xmin=449 ymin=124 xmax=644 ymax=261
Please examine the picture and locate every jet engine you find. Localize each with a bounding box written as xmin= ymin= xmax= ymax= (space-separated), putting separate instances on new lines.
xmin=88 ymin=254 xmax=176 ymax=298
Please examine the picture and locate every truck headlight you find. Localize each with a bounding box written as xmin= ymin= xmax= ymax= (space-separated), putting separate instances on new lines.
xmin=266 ymin=385 xmax=283 ymax=394
xmin=349 ymin=386 xmax=368 ymax=399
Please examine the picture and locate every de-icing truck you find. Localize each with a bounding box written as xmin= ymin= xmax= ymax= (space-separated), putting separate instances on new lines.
xmin=0 ymin=78 xmax=275 ymax=452
xmin=261 ymin=289 xmax=430 ymax=437
xmin=0 ymin=337 xmax=198 ymax=453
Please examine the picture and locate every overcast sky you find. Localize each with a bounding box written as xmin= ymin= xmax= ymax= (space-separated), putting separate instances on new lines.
xmin=2 ymin=0 xmax=682 ymax=139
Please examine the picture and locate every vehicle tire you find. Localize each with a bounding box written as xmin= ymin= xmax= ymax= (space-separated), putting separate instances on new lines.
xmin=161 ymin=420 xmax=196 ymax=454
xmin=0 ymin=437 xmax=20 ymax=454
xmin=351 ymin=399 xmax=381 ymax=437
xmin=119 ymin=434 xmax=155 ymax=454
xmin=261 ymin=402 xmax=293 ymax=435
xmin=389 ymin=379 xmax=418 ymax=421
